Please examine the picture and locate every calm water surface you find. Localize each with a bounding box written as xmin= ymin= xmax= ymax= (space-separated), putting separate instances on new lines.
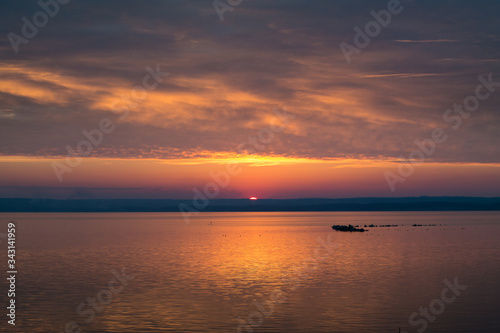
xmin=1 ymin=211 xmax=499 ymax=333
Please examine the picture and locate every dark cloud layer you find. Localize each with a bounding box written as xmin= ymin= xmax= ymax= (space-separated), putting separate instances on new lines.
xmin=0 ymin=0 xmax=499 ymax=163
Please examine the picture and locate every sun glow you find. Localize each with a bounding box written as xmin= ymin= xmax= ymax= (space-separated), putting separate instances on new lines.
xmin=249 ymin=197 xmax=258 ymax=200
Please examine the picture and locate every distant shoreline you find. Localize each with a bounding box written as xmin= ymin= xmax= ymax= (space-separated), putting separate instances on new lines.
xmin=0 ymin=197 xmax=499 ymax=212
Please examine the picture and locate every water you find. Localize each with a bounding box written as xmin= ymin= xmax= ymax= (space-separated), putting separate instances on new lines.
xmin=1 ymin=211 xmax=499 ymax=333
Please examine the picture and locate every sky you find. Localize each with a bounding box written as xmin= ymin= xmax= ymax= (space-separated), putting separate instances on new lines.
xmin=0 ymin=0 xmax=499 ymax=199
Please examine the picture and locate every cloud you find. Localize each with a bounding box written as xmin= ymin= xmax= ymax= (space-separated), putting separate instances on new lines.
xmin=0 ymin=0 xmax=499 ymax=165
